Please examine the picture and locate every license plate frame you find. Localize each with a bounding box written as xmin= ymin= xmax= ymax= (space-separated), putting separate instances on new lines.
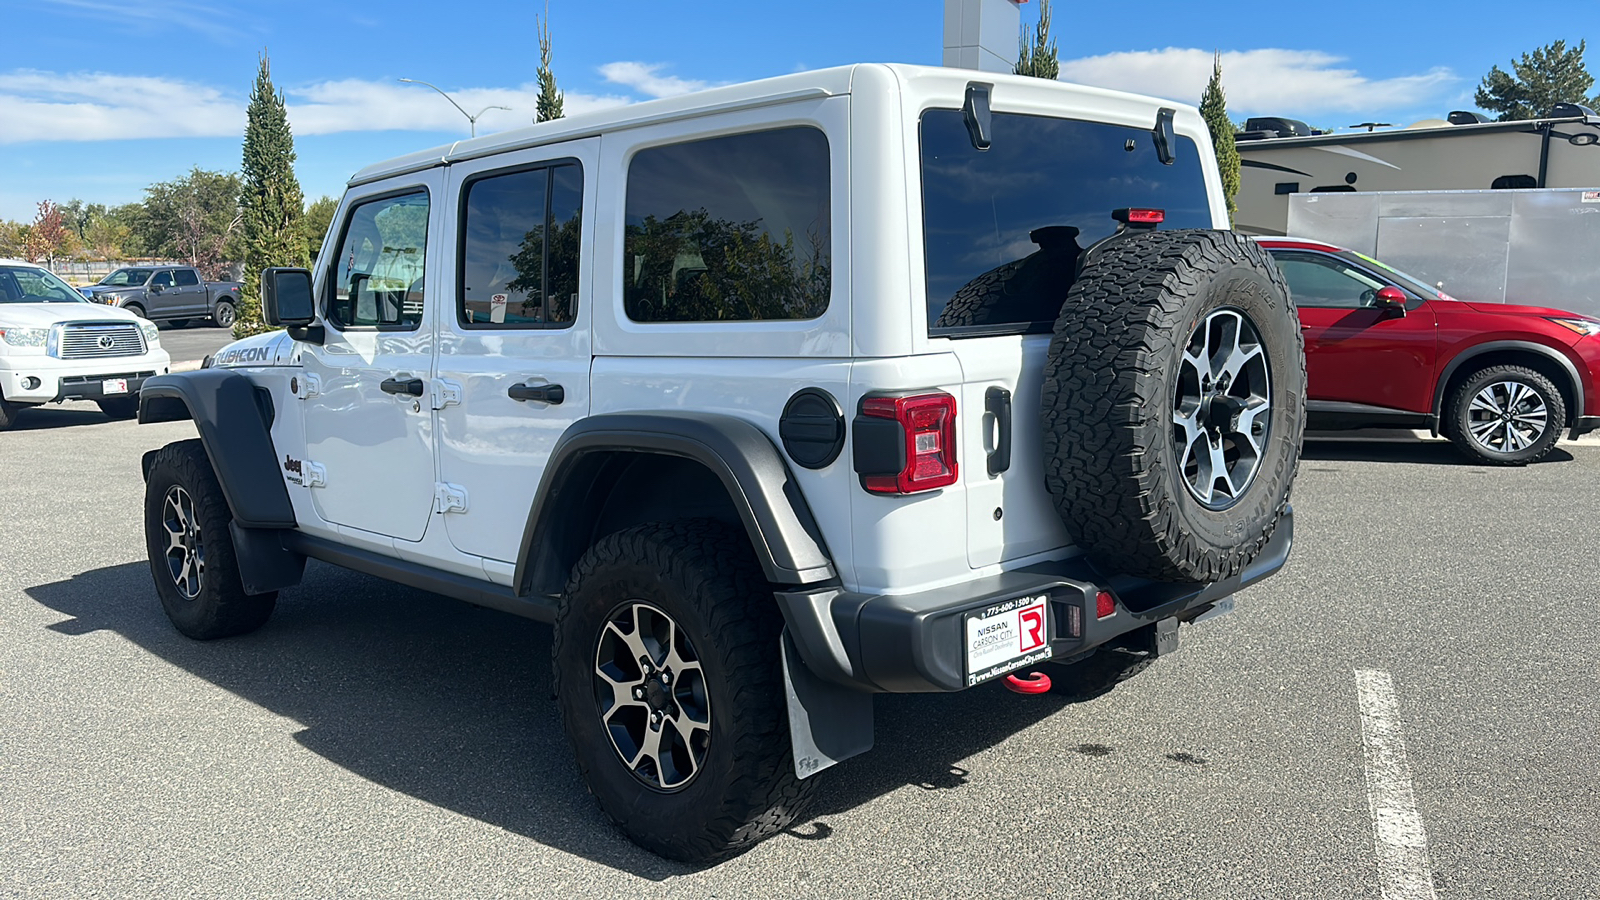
xmin=102 ymin=378 xmax=129 ymax=395
xmin=963 ymin=594 xmax=1053 ymax=687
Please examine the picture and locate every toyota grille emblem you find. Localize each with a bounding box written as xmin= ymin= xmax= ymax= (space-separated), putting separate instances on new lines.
xmin=97 ymin=334 xmax=116 ymax=350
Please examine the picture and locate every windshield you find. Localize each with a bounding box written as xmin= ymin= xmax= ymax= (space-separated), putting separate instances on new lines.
xmin=0 ymin=266 xmax=87 ymax=303
xmin=1347 ymin=251 xmax=1458 ymax=302
xmin=921 ymin=109 xmax=1211 ymax=333
xmin=98 ymin=268 xmax=154 ymax=286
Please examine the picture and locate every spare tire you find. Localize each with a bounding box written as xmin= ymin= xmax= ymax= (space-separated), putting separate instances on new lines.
xmin=1040 ymin=229 xmax=1304 ymax=583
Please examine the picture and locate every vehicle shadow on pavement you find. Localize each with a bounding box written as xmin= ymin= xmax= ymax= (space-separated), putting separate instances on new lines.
xmin=1301 ymin=438 xmax=1573 ymax=466
xmin=6 ymin=405 xmax=119 ymax=431
xmin=25 ymin=560 xmax=1082 ymax=877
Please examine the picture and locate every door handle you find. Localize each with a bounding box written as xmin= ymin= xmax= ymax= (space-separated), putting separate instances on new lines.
xmin=508 ymin=382 xmax=565 ymax=404
xmin=986 ymin=386 xmax=1012 ymax=476
xmin=380 ymin=377 xmax=424 ymax=396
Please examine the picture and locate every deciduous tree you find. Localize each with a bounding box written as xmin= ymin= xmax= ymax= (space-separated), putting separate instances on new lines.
xmin=143 ymin=168 xmax=242 ymax=276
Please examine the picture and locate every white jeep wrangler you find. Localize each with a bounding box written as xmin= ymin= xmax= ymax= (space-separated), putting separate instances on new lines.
xmin=137 ymin=64 xmax=1304 ymax=862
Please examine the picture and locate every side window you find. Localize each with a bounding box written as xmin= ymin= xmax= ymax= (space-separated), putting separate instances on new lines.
xmin=1274 ymin=253 xmax=1387 ymax=308
xmin=150 ymin=271 xmax=174 ymax=289
xmin=327 ymin=191 xmax=429 ymax=330
xmin=458 ymin=161 xmax=582 ymax=328
xmin=174 ymin=269 xmax=200 ymax=287
xmin=623 ymin=127 xmax=831 ymax=323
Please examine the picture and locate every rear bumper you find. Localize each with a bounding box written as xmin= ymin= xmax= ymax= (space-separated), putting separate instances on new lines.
xmin=778 ymin=507 xmax=1293 ymax=693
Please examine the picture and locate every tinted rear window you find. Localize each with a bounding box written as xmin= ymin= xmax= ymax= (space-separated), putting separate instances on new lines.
xmin=921 ymin=110 xmax=1211 ymax=334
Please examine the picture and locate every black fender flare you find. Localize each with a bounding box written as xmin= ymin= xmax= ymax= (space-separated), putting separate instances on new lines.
xmin=514 ymin=412 xmax=836 ymax=593
xmin=138 ymin=370 xmax=296 ymax=529
xmin=1432 ymin=340 xmax=1585 ymax=428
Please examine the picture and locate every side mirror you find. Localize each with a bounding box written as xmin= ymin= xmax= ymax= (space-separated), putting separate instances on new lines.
xmin=149 ymin=282 xmax=163 ymax=294
xmin=1373 ymin=286 xmax=1408 ymax=312
xmin=262 ymin=267 xmax=316 ymax=327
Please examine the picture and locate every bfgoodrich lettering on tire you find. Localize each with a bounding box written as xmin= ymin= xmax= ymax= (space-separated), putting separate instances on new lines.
xmin=552 ymin=520 xmax=815 ymax=863
xmin=1041 ymin=230 xmax=1305 ymax=583
xmin=143 ymin=439 xmax=277 ymax=639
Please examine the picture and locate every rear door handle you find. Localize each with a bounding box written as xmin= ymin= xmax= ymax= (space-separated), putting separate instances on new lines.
xmin=508 ymin=382 xmax=565 ymax=404
xmin=986 ymin=386 xmax=1012 ymax=476
xmin=380 ymin=377 xmax=424 ymax=396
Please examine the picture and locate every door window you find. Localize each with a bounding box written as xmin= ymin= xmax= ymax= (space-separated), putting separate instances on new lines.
xmin=458 ymin=161 xmax=582 ymax=327
xmin=150 ymin=271 xmax=174 ymax=289
xmin=174 ymin=269 xmax=200 ymax=287
xmin=622 ymin=127 xmax=831 ymax=323
xmin=326 ymin=191 xmax=430 ymax=330
xmin=1273 ymin=253 xmax=1387 ymax=308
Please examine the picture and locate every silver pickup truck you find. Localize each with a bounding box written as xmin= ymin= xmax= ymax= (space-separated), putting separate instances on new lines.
xmin=82 ymin=265 xmax=242 ymax=329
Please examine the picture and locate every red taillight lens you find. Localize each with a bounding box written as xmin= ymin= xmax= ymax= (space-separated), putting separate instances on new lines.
xmin=1113 ymin=207 xmax=1165 ymax=225
xmin=1095 ymin=591 xmax=1116 ymax=619
xmin=859 ymin=392 xmax=958 ymax=494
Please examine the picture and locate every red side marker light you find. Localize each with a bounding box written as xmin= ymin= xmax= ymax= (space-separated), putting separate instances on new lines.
xmin=1095 ymin=591 xmax=1116 ymax=619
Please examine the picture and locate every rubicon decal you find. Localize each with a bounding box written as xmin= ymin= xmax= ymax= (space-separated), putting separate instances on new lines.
xmin=213 ymin=345 xmax=274 ymax=367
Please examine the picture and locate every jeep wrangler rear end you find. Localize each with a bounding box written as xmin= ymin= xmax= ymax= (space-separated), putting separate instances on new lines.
xmin=136 ymin=64 xmax=1303 ymax=863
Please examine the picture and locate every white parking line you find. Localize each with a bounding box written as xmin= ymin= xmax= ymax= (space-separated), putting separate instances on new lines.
xmin=1355 ymin=669 xmax=1439 ymax=900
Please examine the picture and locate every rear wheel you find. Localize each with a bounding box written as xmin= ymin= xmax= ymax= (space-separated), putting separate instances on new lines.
xmin=143 ymin=439 xmax=277 ymax=639
xmin=553 ymin=520 xmax=815 ymax=863
xmin=212 ymin=300 xmax=236 ymax=328
xmin=1445 ymin=365 xmax=1564 ymax=465
xmin=98 ymin=396 xmax=138 ymax=420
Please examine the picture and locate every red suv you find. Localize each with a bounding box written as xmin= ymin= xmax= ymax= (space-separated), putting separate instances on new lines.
xmin=1258 ymin=238 xmax=1600 ymax=464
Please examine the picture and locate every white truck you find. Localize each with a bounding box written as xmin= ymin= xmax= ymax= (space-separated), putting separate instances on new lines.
xmin=0 ymin=258 xmax=170 ymax=428
xmin=134 ymin=64 xmax=1304 ymax=862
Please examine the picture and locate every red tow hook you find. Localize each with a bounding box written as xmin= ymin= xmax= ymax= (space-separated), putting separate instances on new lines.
xmin=1003 ymin=671 xmax=1052 ymax=694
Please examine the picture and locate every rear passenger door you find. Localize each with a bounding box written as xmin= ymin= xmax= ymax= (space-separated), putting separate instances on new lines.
xmin=434 ymin=140 xmax=597 ymax=567
xmin=170 ymin=268 xmax=207 ymax=316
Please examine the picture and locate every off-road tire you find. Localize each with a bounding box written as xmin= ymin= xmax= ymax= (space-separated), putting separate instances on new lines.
xmin=1047 ymin=646 xmax=1156 ymax=700
xmin=1041 ymin=229 xmax=1305 ymax=583
xmin=932 ymin=226 xmax=1083 ymax=329
xmin=553 ymin=520 xmax=816 ymax=863
xmin=97 ymin=397 xmax=139 ymax=420
xmin=124 ymin=303 xmax=146 ymax=319
xmin=212 ymin=300 xmax=236 ymax=329
xmin=167 ymin=319 xmax=190 ymax=329
xmin=143 ymin=439 xmax=277 ymax=639
xmin=1445 ymin=365 xmax=1564 ymax=466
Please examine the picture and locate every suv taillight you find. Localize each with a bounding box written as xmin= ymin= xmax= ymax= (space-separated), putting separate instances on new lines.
xmin=853 ymin=392 xmax=959 ymax=494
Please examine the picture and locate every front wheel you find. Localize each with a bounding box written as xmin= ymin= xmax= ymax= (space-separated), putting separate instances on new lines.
xmin=552 ymin=520 xmax=815 ymax=863
xmin=124 ymin=303 xmax=146 ymax=319
xmin=212 ymin=300 xmax=236 ymax=328
xmin=1446 ymin=365 xmax=1564 ymax=465
xmin=143 ymin=439 xmax=277 ymax=639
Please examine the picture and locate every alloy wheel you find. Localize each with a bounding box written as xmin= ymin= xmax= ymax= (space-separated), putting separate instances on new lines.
xmin=1172 ymin=308 xmax=1273 ymax=509
xmin=161 ymin=486 xmax=205 ymax=599
xmin=1466 ymin=380 xmax=1548 ymax=453
xmin=592 ymin=601 xmax=711 ymax=791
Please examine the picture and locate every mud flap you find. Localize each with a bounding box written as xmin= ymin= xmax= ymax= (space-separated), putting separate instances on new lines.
xmin=781 ymin=630 xmax=873 ymax=780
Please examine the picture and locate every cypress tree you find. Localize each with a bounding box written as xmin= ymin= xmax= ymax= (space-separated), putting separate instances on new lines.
xmin=535 ymin=11 xmax=564 ymax=122
xmin=1014 ymin=0 xmax=1059 ymax=80
xmin=1200 ymin=53 xmax=1240 ymax=225
xmin=236 ymin=52 xmax=307 ymax=337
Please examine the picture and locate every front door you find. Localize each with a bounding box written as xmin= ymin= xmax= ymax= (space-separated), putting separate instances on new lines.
xmin=147 ymin=270 xmax=179 ymax=318
xmin=434 ymin=141 xmax=596 ymax=563
xmin=299 ymin=175 xmax=442 ymax=542
xmin=1275 ymin=251 xmax=1438 ymax=412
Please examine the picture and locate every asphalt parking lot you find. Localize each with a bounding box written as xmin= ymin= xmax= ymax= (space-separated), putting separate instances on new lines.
xmin=2 ymin=414 xmax=1596 ymax=899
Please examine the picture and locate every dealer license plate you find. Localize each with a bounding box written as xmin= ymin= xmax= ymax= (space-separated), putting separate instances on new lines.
xmin=964 ymin=594 xmax=1052 ymax=687
xmin=102 ymin=379 xmax=128 ymax=395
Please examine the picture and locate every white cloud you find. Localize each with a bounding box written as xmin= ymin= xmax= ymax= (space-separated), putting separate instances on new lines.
xmin=0 ymin=70 xmax=634 ymax=144
xmin=43 ymin=0 xmax=242 ymax=41
xmin=598 ymin=62 xmax=713 ymax=99
xmin=1057 ymin=48 xmax=1457 ymax=117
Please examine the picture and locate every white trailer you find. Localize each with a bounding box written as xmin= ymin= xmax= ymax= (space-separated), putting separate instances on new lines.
xmin=1239 ymin=113 xmax=1600 ymax=236
xmin=1287 ymin=187 xmax=1600 ymax=317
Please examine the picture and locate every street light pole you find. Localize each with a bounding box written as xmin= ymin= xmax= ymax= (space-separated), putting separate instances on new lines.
xmin=398 ymin=78 xmax=511 ymax=138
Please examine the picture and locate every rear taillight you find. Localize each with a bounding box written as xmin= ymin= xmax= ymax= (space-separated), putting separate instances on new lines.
xmin=853 ymin=392 xmax=958 ymax=494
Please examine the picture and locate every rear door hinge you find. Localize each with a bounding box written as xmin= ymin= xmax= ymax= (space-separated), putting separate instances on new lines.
xmin=303 ymin=461 xmax=326 ymax=488
xmin=433 ymin=482 xmax=468 ymax=515
xmin=430 ymin=378 xmax=463 ymax=410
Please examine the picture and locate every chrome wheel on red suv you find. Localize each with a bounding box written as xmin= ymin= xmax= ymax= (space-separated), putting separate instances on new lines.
xmin=1446 ymin=365 xmax=1564 ymax=466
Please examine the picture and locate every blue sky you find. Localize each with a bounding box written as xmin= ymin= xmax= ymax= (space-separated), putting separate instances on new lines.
xmin=0 ymin=0 xmax=1591 ymax=222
